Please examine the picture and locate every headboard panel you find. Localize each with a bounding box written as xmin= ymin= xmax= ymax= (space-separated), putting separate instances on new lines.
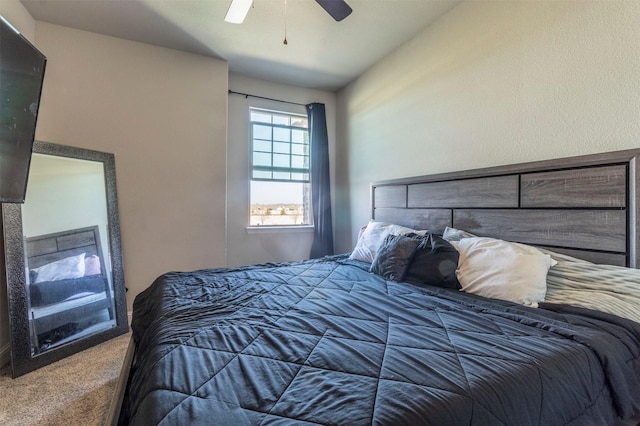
xmin=25 ymin=226 xmax=105 ymax=275
xmin=372 ymin=149 xmax=640 ymax=267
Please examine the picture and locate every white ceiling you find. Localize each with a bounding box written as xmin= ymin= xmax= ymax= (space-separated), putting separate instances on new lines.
xmin=19 ymin=0 xmax=460 ymax=92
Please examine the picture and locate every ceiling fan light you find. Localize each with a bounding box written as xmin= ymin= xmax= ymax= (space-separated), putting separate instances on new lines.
xmin=224 ymin=0 xmax=252 ymax=24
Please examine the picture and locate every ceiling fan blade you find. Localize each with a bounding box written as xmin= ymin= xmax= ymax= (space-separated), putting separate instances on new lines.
xmin=315 ymin=0 xmax=352 ymax=22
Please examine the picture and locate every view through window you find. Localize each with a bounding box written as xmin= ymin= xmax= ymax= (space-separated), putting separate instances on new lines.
xmin=250 ymin=108 xmax=311 ymax=226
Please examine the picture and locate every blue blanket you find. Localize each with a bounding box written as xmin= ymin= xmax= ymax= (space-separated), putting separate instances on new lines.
xmin=123 ymin=256 xmax=640 ymax=425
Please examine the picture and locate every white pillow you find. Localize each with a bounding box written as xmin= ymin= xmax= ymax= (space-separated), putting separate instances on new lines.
xmin=33 ymin=253 xmax=86 ymax=283
xmin=452 ymin=237 xmax=556 ymax=307
xmin=350 ymin=221 xmax=425 ymax=263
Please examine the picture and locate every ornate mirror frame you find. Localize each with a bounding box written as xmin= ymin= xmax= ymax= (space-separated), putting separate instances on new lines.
xmin=1 ymin=141 xmax=128 ymax=377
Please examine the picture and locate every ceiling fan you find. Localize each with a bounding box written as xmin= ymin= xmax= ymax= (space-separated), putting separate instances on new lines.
xmin=224 ymin=0 xmax=352 ymax=24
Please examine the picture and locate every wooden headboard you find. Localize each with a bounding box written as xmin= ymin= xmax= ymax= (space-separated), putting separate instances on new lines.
xmin=372 ymin=149 xmax=640 ymax=267
xmin=26 ymin=225 xmax=106 ymax=276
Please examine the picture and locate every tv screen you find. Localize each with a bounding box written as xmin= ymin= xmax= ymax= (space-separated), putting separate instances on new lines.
xmin=0 ymin=16 xmax=47 ymax=203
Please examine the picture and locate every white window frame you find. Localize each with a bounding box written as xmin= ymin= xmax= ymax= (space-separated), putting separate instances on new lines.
xmin=247 ymin=104 xmax=313 ymax=231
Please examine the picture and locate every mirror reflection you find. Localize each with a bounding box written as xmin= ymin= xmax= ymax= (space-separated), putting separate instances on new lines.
xmin=23 ymin=154 xmax=116 ymax=354
xmin=3 ymin=141 xmax=128 ymax=377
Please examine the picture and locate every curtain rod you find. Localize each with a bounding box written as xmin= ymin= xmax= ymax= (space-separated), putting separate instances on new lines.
xmin=228 ymin=90 xmax=307 ymax=107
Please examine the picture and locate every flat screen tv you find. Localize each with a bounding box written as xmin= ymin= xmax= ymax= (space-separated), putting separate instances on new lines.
xmin=0 ymin=16 xmax=47 ymax=203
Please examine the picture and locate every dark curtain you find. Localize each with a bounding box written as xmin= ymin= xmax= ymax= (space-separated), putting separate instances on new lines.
xmin=306 ymin=103 xmax=334 ymax=258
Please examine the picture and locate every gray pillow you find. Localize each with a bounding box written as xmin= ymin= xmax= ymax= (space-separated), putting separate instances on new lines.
xmin=404 ymin=234 xmax=460 ymax=289
xmin=371 ymin=232 xmax=461 ymax=289
xmin=370 ymin=234 xmax=421 ymax=281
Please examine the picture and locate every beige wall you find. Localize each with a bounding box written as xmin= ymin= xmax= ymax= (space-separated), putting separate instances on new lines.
xmin=335 ymin=0 xmax=640 ymax=253
xmin=0 ymin=0 xmax=34 ymax=37
xmin=227 ymin=74 xmax=336 ymax=266
xmin=31 ymin=23 xmax=229 ymax=312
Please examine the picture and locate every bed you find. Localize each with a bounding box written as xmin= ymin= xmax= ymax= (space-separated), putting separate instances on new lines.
xmin=26 ymin=225 xmax=115 ymax=353
xmin=112 ymin=149 xmax=640 ymax=425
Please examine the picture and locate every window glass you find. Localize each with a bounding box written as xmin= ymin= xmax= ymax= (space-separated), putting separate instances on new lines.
xmin=251 ymin=111 xmax=272 ymax=123
xmin=253 ymin=124 xmax=271 ymax=140
xmin=253 ymin=152 xmax=271 ymax=168
xmin=292 ymin=129 xmax=306 ymax=143
xmin=273 ymin=142 xmax=290 ymax=154
xmin=253 ymin=139 xmax=271 ymax=152
xmin=273 ymin=127 xmax=290 ymax=142
xmin=272 ymin=114 xmax=289 ymax=126
xmin=249 ymin=108 xmax=311 ymax=226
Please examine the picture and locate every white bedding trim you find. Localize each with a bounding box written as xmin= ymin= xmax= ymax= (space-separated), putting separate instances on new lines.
xmin=31 ymin=292 xmax=107 ymax=320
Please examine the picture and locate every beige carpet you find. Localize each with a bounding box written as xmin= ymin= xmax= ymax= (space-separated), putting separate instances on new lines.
xmin=0 ymin=332 xmax=130 ymax=426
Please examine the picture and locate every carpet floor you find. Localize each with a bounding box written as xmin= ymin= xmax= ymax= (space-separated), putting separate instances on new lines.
xmin=0 ymin=332 xmax=130 ymax=426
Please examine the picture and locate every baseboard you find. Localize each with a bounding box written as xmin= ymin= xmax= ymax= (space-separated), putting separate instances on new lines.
xmin=0 ymin=342 xmax=11 ymax=369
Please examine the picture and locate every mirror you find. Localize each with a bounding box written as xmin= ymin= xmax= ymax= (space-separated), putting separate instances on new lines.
xmin=2 ymin=141 xmax=128 ymax=377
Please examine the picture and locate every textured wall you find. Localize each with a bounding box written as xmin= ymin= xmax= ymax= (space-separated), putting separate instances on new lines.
xmin=32 ymin=22 xmax=229 ymax=311
xmin=335 ymin=0 xmax=640 ymax=253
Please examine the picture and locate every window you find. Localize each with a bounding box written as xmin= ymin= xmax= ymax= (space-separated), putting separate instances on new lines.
xmin=250 ymin=108 xmax=311 ymax=227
